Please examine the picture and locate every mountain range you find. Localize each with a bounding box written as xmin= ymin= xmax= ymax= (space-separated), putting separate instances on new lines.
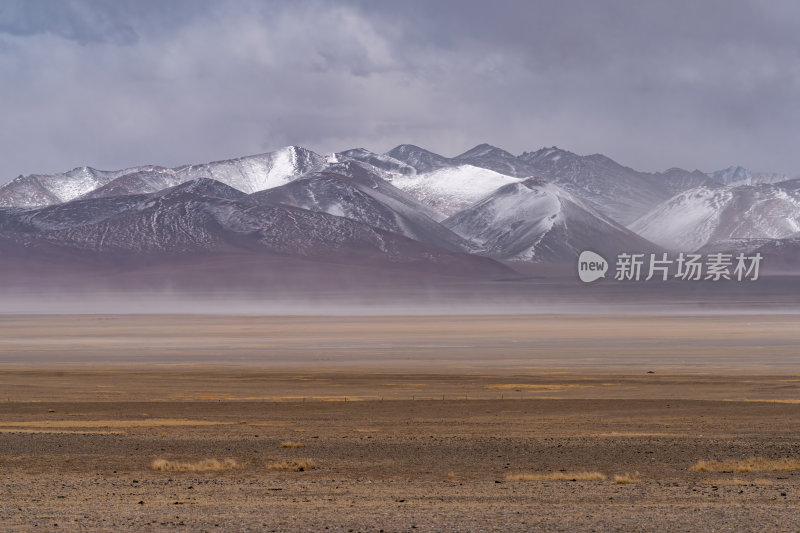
xmin=1 ymin=142 xmax=798 ymax=285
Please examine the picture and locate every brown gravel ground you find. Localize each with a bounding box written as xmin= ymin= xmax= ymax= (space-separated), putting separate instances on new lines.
xmin=2 ymin=390 xmax=800 ymax=531
xmin=1 ymin=314 xmax=800 ymax=531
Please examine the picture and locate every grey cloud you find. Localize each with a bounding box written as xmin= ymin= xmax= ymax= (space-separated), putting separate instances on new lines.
xmin=0 ymin=0 xmax=138 ymax=44
xmin=1 ymin=0 xmax=799 ymax=182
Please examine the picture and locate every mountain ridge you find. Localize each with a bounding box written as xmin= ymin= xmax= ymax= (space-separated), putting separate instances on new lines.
xmin=1 ymin=142 xmax=798 ymax=273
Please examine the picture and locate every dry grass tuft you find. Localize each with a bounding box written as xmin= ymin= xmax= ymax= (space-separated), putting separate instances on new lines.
xmin=280 ymin=441 xmax=307 ymax=449
xmin=447 ymin=472 xmax=456 ymax=479
xmin=151 ymin=458 xmax=239 ymax=472
xmin=266 ymin=459 xmax=316 ymax=471
xmin=614 ymin=471 xmax=642 ymax=484
xmin=506 ymin=471 xmax=606 ymax=482
xmin=691 ymin=457 xmax=800 ymax=473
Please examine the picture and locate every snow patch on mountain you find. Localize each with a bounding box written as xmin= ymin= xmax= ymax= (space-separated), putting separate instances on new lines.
xmin=250 ymin=169 xmax=471 ymax=252
xmin=518 ymin=147 xmax=673 ymax=225
xmin=385 ymin=144 xmax=452 ymax=173
xmin=0 ymin=166 xmax=154 ymax=207
xmin=629 ymin=184 xmax=800 ymax=251
xmin=337 ymin=148 xmax=416 ymax=176
xmin=388 ymin=165 xmax=518 ymax=219
xmin=629 ymin=187 xmax=732 ymax=252
xmin=0 ymin=146 xmax=325 ymax=207
xmin=444 ymin=177 xmax=656 ymax=262
xmin=443 ymin=179 xmax=562 ymax=260
xmin=182 ymin=146 xmax=325 ymax=193
xmin=453 ymin=144 xmax=538 ymax=178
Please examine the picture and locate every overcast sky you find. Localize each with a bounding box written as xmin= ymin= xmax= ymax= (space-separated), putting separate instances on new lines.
xmin=1 ymin=0 xmax=799 ymax=182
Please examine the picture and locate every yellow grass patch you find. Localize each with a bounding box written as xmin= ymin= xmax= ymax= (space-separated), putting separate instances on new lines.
xmin=505 ymin=471 xmax=606 ymax=481
xmin=280 ymin=441 xmax=306 ymax=449
xmin=614 ymin=472 xmax=642 ymax=484
xmin=354 ymin=428 xmax=380 ymax=433
xmin=151 ymin=458 xmax=239 ymax=472
xmin=266 ymin=459 xmax=316 ymax=471
xmin=691 ymin=457 xmax=800 ymax=473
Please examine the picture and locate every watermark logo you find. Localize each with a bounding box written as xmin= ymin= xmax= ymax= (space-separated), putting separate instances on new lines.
xmin=578 ymin=251 xmax=608 ymax=283
xmin=579 ymin=251 xmax=763 ymax=283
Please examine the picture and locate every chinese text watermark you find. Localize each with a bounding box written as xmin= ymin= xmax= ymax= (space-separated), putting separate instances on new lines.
xmin=579 ymin=251 xmax=763 ymax=283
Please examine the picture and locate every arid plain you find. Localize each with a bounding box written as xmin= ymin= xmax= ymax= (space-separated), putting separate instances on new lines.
xmin=2 ymin=313 xmax=800 ymax=531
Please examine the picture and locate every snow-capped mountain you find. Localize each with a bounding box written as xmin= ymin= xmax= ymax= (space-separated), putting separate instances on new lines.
xmin=80 ymin=168 xmax=185 ymax=199
xmin=2 ymin=141 xmax=799 ymax=273
xmin=387 ymin=165 xmax=518 ymax=218
xmin=340 ymin=144 xmax=538 ymax=217
xmin=0 ymin=179 xmax=510 ymax=278
xmin=629 ymin=183 xmax=800 ymax=252
xmin=443 ymin=177 xmax=656 ymax=262
xmin=250 ymin=161 xmax=472 ymax=252
xmin=0 ymin=180 xmax=248 ymax=235
xmin=708 ymin=166 xmax=792 ymax=186
xmin=452 ymin=144 xmax=539 ymax=178
xmin=517 ymin=147 xmax=674 ymax=225
xmin=0 ymin=146 xmax=325 ymax=207
xmin=385 ymin=144 xmax=453 ymax=173
xmin=335 ymin=148 xmax=416 ymax=176
xmin=0 ymin=166 xmax=145 ymax=207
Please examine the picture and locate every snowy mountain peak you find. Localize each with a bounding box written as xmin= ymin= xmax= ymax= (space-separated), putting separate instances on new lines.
xmin=519 ymin=146 xmax=575 ymax=163
xmin=385 ymin=144 xmax=451 ymax=173
xmin=517 ymin=147 xmax=673 ymax=224
xmin=387 ymin=164 xmax=518 ymax=219
xmin=0 ymin=145 xmax=329 ymax=207
xmin=453 ymin=144 xmax=538 ymax=178
xmin=153 ymin=178 xmax=250 ymax=202
xmin=336 ymin=148 xmax=416 ymax=176
xmin=443 ymin=172 xmax=654 ymax=262
xmin=249 ymin=167 xmax=471 ymax=252
xmin=629 ymin=183 xmax=800 ymax=252
xmin=454 ymin=143 xmax=513 ymax=160
xmin=387 ymin=144 xmax=429 ymax=156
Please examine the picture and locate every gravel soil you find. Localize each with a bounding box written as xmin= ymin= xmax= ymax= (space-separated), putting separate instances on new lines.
xmin=2 ymin=395 xmax=800 ymax=532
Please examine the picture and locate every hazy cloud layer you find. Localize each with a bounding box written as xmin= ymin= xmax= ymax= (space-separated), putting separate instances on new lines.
xmin=1 ymin=0 xmax=799 ymax=181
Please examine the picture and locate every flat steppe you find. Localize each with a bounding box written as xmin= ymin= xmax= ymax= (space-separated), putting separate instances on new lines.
xmin=1 ymin=314 xmax=800 ymax=531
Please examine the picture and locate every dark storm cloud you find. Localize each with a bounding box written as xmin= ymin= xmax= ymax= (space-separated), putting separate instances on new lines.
xmin=1 ymin=0 xmax=799 ymax=182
